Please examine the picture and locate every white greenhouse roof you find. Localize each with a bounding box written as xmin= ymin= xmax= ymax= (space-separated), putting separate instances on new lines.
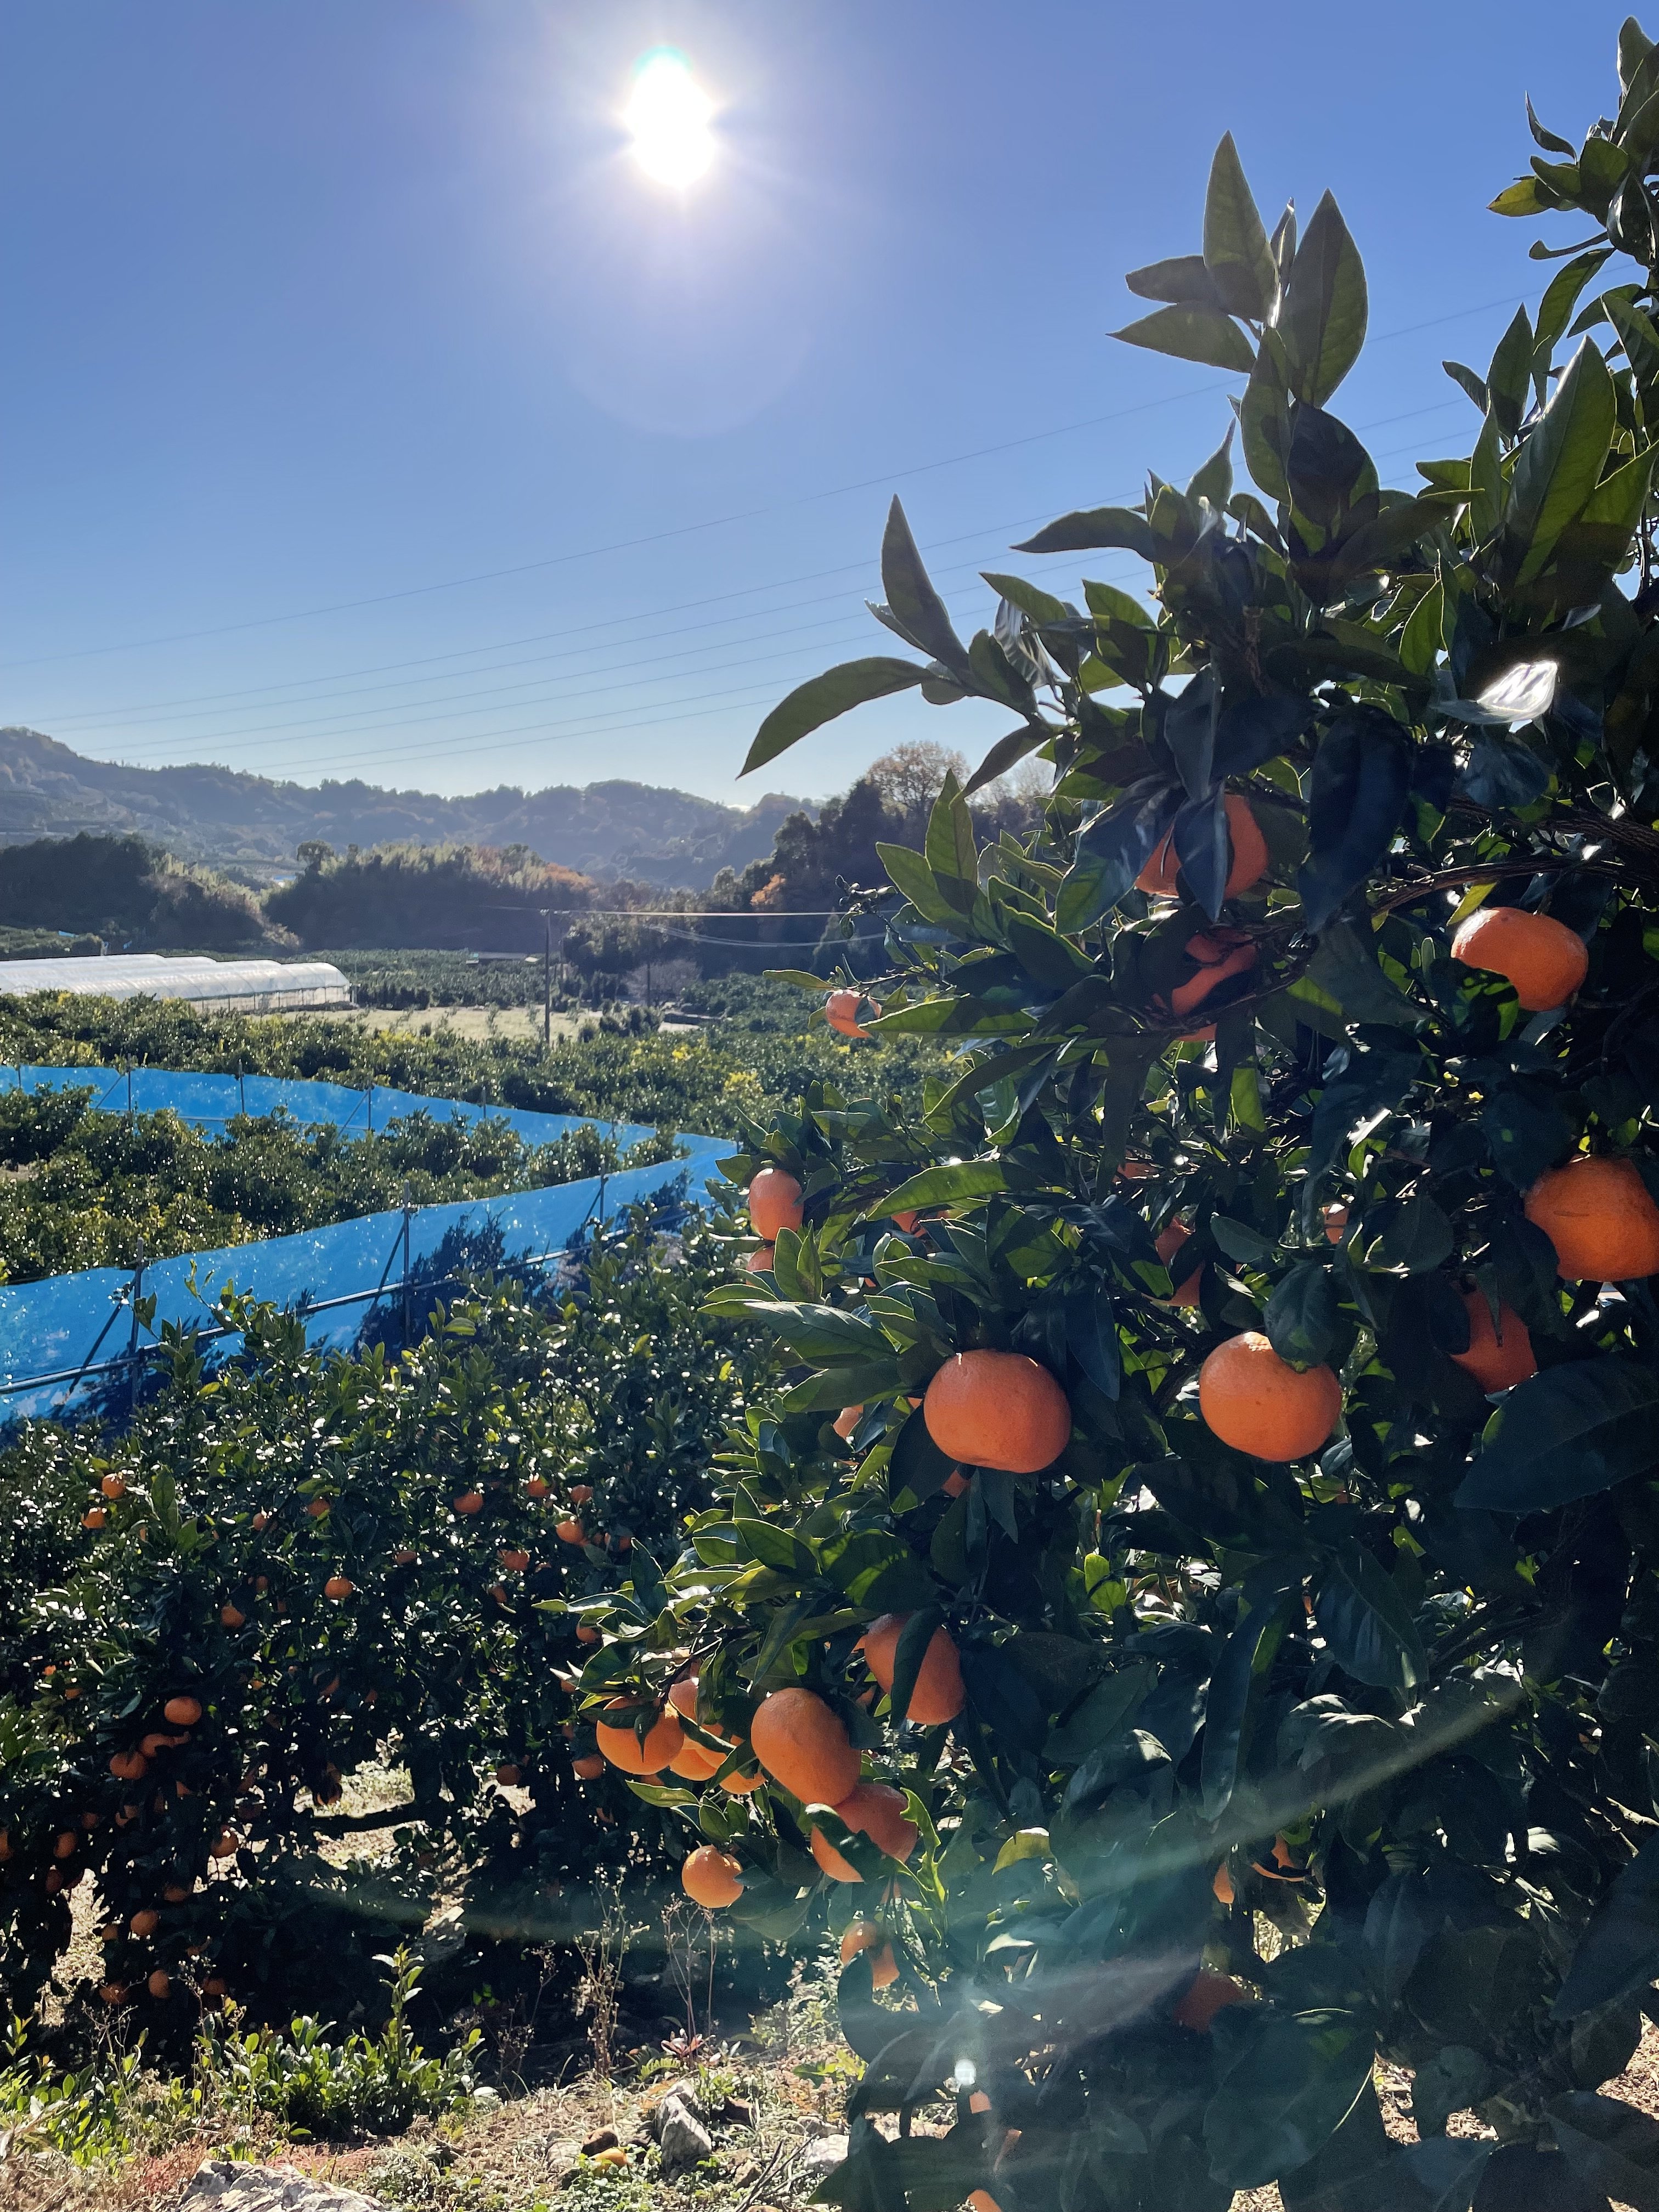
xmin=0 ymin=955 xmax=351 ymax=1011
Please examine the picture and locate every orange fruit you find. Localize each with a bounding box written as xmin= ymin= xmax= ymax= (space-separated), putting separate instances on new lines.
xmin=454 ymin=1491 xmax=484 ymax=1515
xmin=99 ymin=1983 xmax=128 ymax=2006
xmin=810 ymin=1784 xmax=918 ymax=1881
xmin=1171 ymin=1967 xmax=1252 ymax=2032
xmin=968 ymin=2193 xmax=1003 ymax=2212
xmin=204 ymin=1976 xmax=228 ymax=1999
xmin=1165 ymin=928 xmax=1257 ymax=1039
xmin=576 ymin=1623 xmax=600 ymax=1645
xmin=751 ymin=1687 xmax=860 ymax=1805
xmin=109 ymin=1750 xmax=148 ymax=1781
xmin=1525 ymin=1155 xmax=1659 ymax=1280
xmin=720 ymin=1759 xmax=764 ymax=1795
xmin=669 ymin=1737 xmax=727 ymax=1781
xmin=1136 ymin=793 xmax=1267 ymax=901
xmin=839 ymin=1919 xmax=899 ymax=1987
xmin=1452 ymin=904 xmax=1588 ymax=1011
xmin=667 ymin=1672 xmax=703 ymax=1722
xmin=498 ymin=1549 xmax=530 ymax=1572
xmin=219 ymin=1602 xmax=245 ymax=1629
xmin=163 ymin=1884 xmax=189 ymax=1903
xmin=101 ymin=1474 xmax=126 ymax=1499
xmin=82 ymin=1508 xmax=106 ymax=1530
xmin=211 ymin=1831 xmax=240 ymax=1858
xmin=163 ymin=1696 xmax=202 ymax=1728
xmin=856 ymin=1613 xmax=965 ymax=1725
xmin=570 ymin=1484 xmax=594 ymax=1504
xmin=833 ymin=1403 xmax=865 ymax=1442
xmin=681 ymin=1846 xmax=744 ymax=1908
xmin=826 ymin=989 xmax=879 ymax=1038
xmin=147 ymin=1970 xmax=172 ymax=2000
xmin=941 ymin=1468 xmax=969 ymax=1498
xmin=1198 ymin=1333 xmax=1341 ymax=1460
xmin=1154 ymin=1220 xmax=1200 ymax=1307
xmin=495 ymin=1763 xmax=522 ymax=1786
xmin=1213 ymin=1863 xmax=1235 ymax=1906
xmin=305 ymin=1498 xmax=330 ymax=1519
xmin=52 ymin=1831 xmax=76 ymax=1859
xmin=891 ymin=1209 xmax=921 ymax=1234
xmin=748 ymin=1167 xmax=804 ymax=1240
xmin=923 ymin=1350 xmax=1071 ymax=1474
xmin=572 ymin=1752 xmax=605 ymax=1779
xmin=129 ymin=1908 xmax=160 ymax=1937
xmin=1322 ymin=1204 xmax=1349 ymax=1245
xmin=526 ymin=1477 xmax=551 ymax=1499
xmin=323 ymin=1576 xmax=354 ymax=1600
xmin=555 ymin=1519 xmax=585 ymax=1545
xmin=746 ymin=1243 xmax=775 ymax=1274
xmin=594 ymin=1701 xmax=684 ymax=1776
xmin=1450 ymin=1290 xmax=1536 ymax=1392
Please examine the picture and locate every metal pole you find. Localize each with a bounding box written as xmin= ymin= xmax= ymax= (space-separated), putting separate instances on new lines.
xmin=543 ymin=909 xmax=553 ymax=1049
xmin=400 ymin=1178 xmax=413 ymax=1346
xmin=127 ymin=1238 xmax=145 ymax=1418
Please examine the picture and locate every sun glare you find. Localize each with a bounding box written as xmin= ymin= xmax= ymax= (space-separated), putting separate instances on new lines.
xmin=625 ymin=50 xmax=715 ymax=189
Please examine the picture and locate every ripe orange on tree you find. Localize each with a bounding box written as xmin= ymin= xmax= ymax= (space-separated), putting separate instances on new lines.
xmin=146 ymin=1969 xmax=171 ymax=2000
xmin=681 ymin=1845 xmax=744 ymax=1908
xmin=749 ymin=1686 xmax=860 ymax=1805
xmin=594 ymin=1700 xmax=684 ymax=1776
xmin=746 ymin=1243 xmax=775 ymax=1273
xmin=1452 ymin=902 xmax=1588 ymax=1011
xmin=1136 ymin=793 xmax=1267 ymax=901
xmin=81 ymin=1507 xmax=106 ymax=1531
xmin=1450 ymin=1289 xmax=1536 ymax=1392
xmin=1163 ymin=928 xmax=1257 ymax=1040
xmin=163 ymin=1695 xmax=202 ymax=1727
xmin=922 ymin=1350 xmax=1071 ymax=1473
xmin=1524 ymin=1155 xmax=1659 ymax=1281
xmin=571 ymin=1752 xmax=605 ymax=1780
xmin=497 ymin=1549 xmax=529 ymax=1571
xmin=839 ymin=1918 xmax=898 ymax=1987
xmin=1171 ymin=1968 xmax=1254 ymax=2033
xmin=570 ymin=1484 xmax=594 ymax=1504
xmin=809 ymin=1782 xmax=918 ymax=1881
xmin=305 ymin=1498 xmax=330 ymax=1520
xmin=219 ymin=1602 xmax=245 ymax=1629
xmin=1198 ymin=1333 xmax=1341 ymax=1461
xmin=856 ymin=1612 xmax=965 ymax=1724
xmin=100 ymin=1473 xmax=126 ymax=1499
xmin=826 ymin=988 xmax=880 ymax=1037
xmin=454 ymin=1491 xmax=484 ymax=1515
xmin=555 ymin=1518 xmax=585 ymax=1545
xmin=833 ymin=1403 xmax=865 ymax=1441
xmin=747 ymin=1166 xmax=804 ymax=1240
xmin=323 ymin=1576 xmax=354 ymax=1600
xmin=1154 ymin=1220 xmax=1201 ymax=1307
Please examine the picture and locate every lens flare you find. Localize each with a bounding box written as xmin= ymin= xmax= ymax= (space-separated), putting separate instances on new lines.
xmin=625 ymin=51 xmax=715 ymax=189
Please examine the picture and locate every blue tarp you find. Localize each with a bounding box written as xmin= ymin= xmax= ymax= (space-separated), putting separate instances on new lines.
xmin=0 ymin=1065 xmax=730 ymax=1427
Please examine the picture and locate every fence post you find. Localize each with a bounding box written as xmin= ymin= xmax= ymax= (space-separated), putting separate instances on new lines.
xmin=238 ymin=1059 xmax=245 ymax=1119
xmin=126 ymin=1060 xmax=134 ymax=1129
xmin=127 ymin=1238 xmax=145 ymax=1418
xmin=401 ymin=1178 xmax=413 ymax=1347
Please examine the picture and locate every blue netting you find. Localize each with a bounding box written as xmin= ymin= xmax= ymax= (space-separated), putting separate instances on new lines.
xmin=0 ymin=1065 xmax=733 ymax=1429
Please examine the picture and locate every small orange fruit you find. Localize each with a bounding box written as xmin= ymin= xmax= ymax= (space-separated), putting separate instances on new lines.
xmin=305 ymin=1498 xmax=331 ymax=1519
xmin=101 ymin=1473 xmax=127 ymax=1499
xmin=751 ymin=1687 xmax=860 ymax=1805
xmin=810 ymin=1783 xmax=918 ymax=1881
xmin=1525 ymin=1155 xmax=1659 ymax=1281
xmin=163 ymin=1696 xmax=202 ymax=1728
xmin=856 ymin=1613 xmax=965 ymax=1725
xmin=1198 ymin=1332 xmax=1341 ymax=1460
xmin=497 ymin=1549 xmax=529 ymax=1572
xmin=211 ymin=1831 xmax=240 ymax=1859
xmin=252 ymin=1510 xmax=270 ymax=1530
xmin=569 ymin=1484 xmax=594 ymax=1504
xmin=572 ymin=1752 xmax=605 ymax=1779
xmin=575 ymin=1623 xmax=600 ymax=1644
xmin=454 ymin=1491 xmax=484 ymax=1515
xmin=746 ymin=1243 xmax=775 ymax=1273
xmin=1154 ymin=1220 xmax=1200 ymax=1307
xmin=110 ymin=1750 xmax=148 ymax=1781
xmin=1172 ymin=1967 xmax=1252 ymax=2032
xmin=219 ymin=1602 xmax=246 ymax=1629
xmin=555 ymin=1519 xmax=585 ymax=1545
xmin=393 ymin=1549 xmax=418 ymax=1565
xmin=967 ymin=2192 xmax=1004 ymax=2212
xmin=748 ymin=1166 xmax=804 ymax=1240
xmin=52 ymin=1831 xmax=77 ymax=1859
xmin=720 ymin=1759 xmax=764 ymax=1795
xmin=99 ymin=1983 xmax=128 ymax=2005
xmin=839 ymin=1919 xmax=898 ymax=1987
xmin=669 ymin=1736 xmax=727 ymax=1782
xmin=594 ymin=1700 xmax=684 ymax=1776
xmin=923 ymin=1350 xmax=1071 ymax=1474
xmin=891 ymin=1209 xmax=920 ymax=1234
xmin=1165 ymin=927 xmax=1257 ymax=1039
xmin=1452 ymin=904 xmax=1588 ymax=1011
xmin=941 ymin=1468 xmax=969 ymax=1498
xmin=163 ymin=1884 xmax=189 ymax=1903
xmin=826 ymin=989 xmax=879 ymax=1039
xmin=1449 ymin=1290 xmax=1536 ymax=1392
xmin=82 ymin=1507 xmax=106 ymax=1530
xmin=146 ymin=1968 xmax=172 ymax=2000
xmin=1322 ymin=1204 xmax=1349 ymax=1245
xmin=323 ymin=1576 xmax=354 ymax=1600
xmin=526 ymin=1476 xmax=551 ymax=1499
xmin=1136 ymin=792 xmax=1267 ymax=901
xmin=681 ymin=1845 xmax=744 ymax=1908
xmin=833 ymin=1403 xmax=865 ymax=1442
xmin=1213 ymin=1863 xmax=1235 ymax=1907
xmin=129 ymin=1908 xmax=160 ymax=1937
xmin=495 ymin=1763 xmax=522 ymax=1786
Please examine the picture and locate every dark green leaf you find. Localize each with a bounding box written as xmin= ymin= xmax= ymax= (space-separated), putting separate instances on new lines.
xmin=1013 ymin=506 xmax=1157 ymax=559
xmin=1188 ymin=424 xmax=1236 ymax=507
xmin=1055 ymin=778 xmax=1181 ymax=931
xmin=1313 ymin=1544 xmax=1425 ymax=1690
xmin=1201 ymin=1572 xmax=1295 ymax=1818
xmin=961 ymin=1643 xmax=1049 ymax=1749
xmin=1064 ymin=1282 xmax=1121 ymax=1401
xmin=1278 ymin=192 xmax=1368 ymax=405
xmin=1456 ymin=1358 xmax=1659 ymax=1511
xmin=1527 ymin=97 xmax=1578 ymax=158
xmin=1111 ymin=306 xmax=1255 ymax=374
xmin=881 ymin=497 xmax=970 ymax=675
xmin=1296 ymin=708 xmax=1413 ymax=931
xmin=963 ymin=724 xmax=1052 ymax=796
xmin=1205 ymin=2007 xmax=1378 ymax=2188
xmin=1549 ymin=2092 xmax=1659 ymax=2211
xmin=744 ymin=659 xmax=926 ymax=775
xmin=1125 ymin=253 xmax=1228 ymax=309
xmin=1458 ymin=732 xmax=1553 ymax=810
xmin=889 ymin=1606 xmax=946 ymax=1724
xmin=1265 ymin=1263 xmax=1339 ymax=1368
xmin=1556 ymin=1830 xmax=1659 ymax=2017
xmin=1487 ymin=305 xmax=1534 ymax=438
xmin=732 ymin=1518 xmax=820 ymax=1578
xmin=879 ymin=1158 xmax=1032 ymax=1214
xmin=1204 ymin=133 xmax=1279 ymax=320
xmin=1164 ymin=666 xmax=1220 ymax=799
xmin=1505 ymin=338 xmax=1617 ymax=585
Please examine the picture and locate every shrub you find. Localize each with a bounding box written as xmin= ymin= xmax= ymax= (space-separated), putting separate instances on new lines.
xmin=576 ymin=33 xmax=1659 ymax=2211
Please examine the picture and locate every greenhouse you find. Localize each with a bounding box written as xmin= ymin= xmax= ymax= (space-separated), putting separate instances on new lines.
xmin=0 ymin=953 xmax=351 ymax=1011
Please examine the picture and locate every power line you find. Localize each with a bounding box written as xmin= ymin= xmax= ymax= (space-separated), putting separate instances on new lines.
xmin=1 ymin=287 xmax=1540 ymax=675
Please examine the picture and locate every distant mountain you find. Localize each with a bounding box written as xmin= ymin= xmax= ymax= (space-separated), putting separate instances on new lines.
xmin=0 ymin=728 xmax=806 ymax=888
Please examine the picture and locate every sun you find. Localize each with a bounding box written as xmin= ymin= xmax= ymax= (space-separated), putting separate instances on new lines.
xmin=624 ymin=50 xmax=715 ymax=190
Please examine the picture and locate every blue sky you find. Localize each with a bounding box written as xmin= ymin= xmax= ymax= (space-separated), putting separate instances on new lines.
xmin=0 ymin=2 xmax=1633 ymax=811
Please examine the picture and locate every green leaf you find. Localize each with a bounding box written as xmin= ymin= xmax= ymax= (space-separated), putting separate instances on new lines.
xmin=1205 ymin=2007 xmax=1378 ymax=2188
xmin=1456 ymin=1359 xmax=1659 ymax=1511
xmin=1013 ymin=506 xmax=1157 ymax=559
xmin=1277 ymin=192 xmax=1368 ymax=405
xmin=888 ymin=1606 xmax=945 ymax=1724
xmin=1506 ymin=338 xmax=1617 ymax=585
xmin=1111 ymin=306 xmax=1256 ymax=374
xmin=1487 ymin=305 xmax=1534 ymax=438
xmin=1549 ymin=2093 xmax=1659 ymax=2211
xmin=744 ymin=659 xmax=926 ymax=775
xmin=1201 ymin=1581 xmax=1294 ymax=1818
xmin=1313 ymin=1544 xmax=1425 ymax=1690
xmin=744 ymin=1301 xmax=889 ymax=1364
xmin=732 ymin=1519 xmax=820 ymax=1578
xmin=876 ymin=843 xmax=966 ymax=933
xmin=924 ymin=773 xmax=978 ymax=907
xmin=1491 ymin=177 xmax=1560 ymax=217
xmin=1124 ymin=253 xmax=1228 ymax=309
xmin=879 ymin=1158 xmax=1031 ymax=1214
xmin=979 ymin=572 xmax=1070 ymax=627
xmin=1187 ymin=424 xmax=1236 ymax=509
xmin=1534 ymin=251 xmax=1615 ymax=367
xmin=1204 ymin=134 xmax=1279 ymax=320
xmin=1296 ymin=708 xmax=1413 ymax=933
xmin=963 ymin=724 xmax=1051 ymax=797
xmin=881 ymin=497 xmax=969 ymax=675
xmin=1265 ymin=1263 xmax=1339 ymax=1369
xmin=1300 ymin=920 xmax=1419 ymax=1028
xmin=1555 ymin=1829 xmax=1659 ymax=2017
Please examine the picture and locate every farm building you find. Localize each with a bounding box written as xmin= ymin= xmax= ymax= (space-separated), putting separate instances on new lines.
xmin=0 ymin=953 xmax=351 ymax=1012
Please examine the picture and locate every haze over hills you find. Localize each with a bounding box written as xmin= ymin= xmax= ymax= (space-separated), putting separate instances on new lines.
xmin=0 ymin=727 xmax=806 ymax=888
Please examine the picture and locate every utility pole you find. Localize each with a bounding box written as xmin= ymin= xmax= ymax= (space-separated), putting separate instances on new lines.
xmin=540 ymin=909 xmax=557 ymax=1049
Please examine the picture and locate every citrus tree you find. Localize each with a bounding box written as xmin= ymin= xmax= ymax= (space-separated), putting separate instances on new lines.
xmin=575 ymin=26 xmax=1659 ymax=2211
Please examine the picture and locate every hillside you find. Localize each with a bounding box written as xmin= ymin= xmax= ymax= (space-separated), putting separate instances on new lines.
xmin=0 ymin=727 xmax=804 ymax=887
